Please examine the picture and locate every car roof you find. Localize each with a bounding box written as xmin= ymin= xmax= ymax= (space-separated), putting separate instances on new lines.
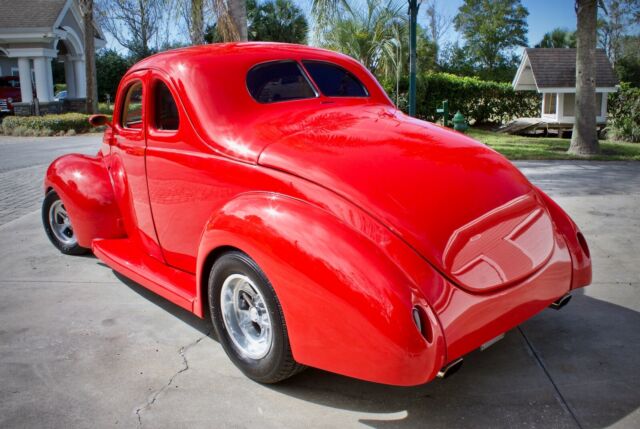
xmin=129 ymin=42 xmax=357 ymax=73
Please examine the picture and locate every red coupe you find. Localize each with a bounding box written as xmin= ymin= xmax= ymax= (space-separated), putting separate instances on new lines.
xmin=42 ymin=43 xmax=591 ymax=386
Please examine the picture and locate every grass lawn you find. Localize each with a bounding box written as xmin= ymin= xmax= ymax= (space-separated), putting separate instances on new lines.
xmin=467 ymin=128 xmax=640 ymax=161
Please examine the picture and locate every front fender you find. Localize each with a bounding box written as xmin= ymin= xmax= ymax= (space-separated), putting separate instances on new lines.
xmin=195 ymin=192 xmax=446 ymax=386
xmin=45 ymin=153 xmax=124 ymax=247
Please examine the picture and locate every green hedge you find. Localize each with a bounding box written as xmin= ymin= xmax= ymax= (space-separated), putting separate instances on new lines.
xmin=2 ymin=113 xmax=92 ymax=136
xmin=416 ymin=73 xmax=540 ymax=125
xmin=608 ymin=83 xmax=640 ymax=143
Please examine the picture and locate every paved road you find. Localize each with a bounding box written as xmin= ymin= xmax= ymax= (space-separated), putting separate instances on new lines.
xmin=0 ymin=135 xmax=98 ymax=226
xmin=0 ymin=136 xmax=639 ymax=428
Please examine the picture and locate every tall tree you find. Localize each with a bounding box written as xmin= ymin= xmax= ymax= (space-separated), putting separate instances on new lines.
xmin=212 ymin=0 xmax=248 ymax=41
xmin=454 ymin=0 xmax=529 ymax=73
xmin=79 ymin=0 xmax=97 ymax=113
xmin=424 ymin=0 xmax=450 ymax=63
xmin=569 ymin=0 xmax=600 ymax=155
xmin=598 ymin=0 xmax=640 ymax=64
xmin=535 ymin=28 xmax=577 ymax=48
xmin=97 ymin=0 xmax=167 ymax=60
xmin=182 ymin=0 xmax=207 ymax=45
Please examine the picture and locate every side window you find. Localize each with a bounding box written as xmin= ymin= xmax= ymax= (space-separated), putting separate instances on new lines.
xmin=247 ymin=61 xmax=316 ymax=103
xmin=121 ymin=82 xmax=144 ymax=129
xmin=153 ymin=81 xmax=179 ymax=130
xmin=302 ymin=61 xmax=368 ymax=97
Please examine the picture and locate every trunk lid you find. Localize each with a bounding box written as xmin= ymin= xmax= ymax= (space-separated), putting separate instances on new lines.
xmin=258 ymin=105 xmax=555 ymax=292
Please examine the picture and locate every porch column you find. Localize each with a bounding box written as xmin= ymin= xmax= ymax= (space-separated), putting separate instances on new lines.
xmin=45 ymin=57 xmax=54 ymax=100
xmin=17 ymin=58 xmax=33 ymax=103
xmin=73 ymin=58 xmax=86 ymax=98
xmin=63 ymin=56 xmax=77 ymax=98
xmin=33 ymin=57 xmax=53 ymax=102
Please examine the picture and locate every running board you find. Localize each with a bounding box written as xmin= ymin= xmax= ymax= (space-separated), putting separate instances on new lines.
xmin=92 ymin=238 xmax=196 ymax=313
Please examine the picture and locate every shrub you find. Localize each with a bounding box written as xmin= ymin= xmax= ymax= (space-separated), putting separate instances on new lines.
xmin=1 ymin=113 xmax=92 ymax=136
xmin=608 ymin=83 xmax=640 ymax=143
xmin=416 ymin=73 xmax=540 ymax=125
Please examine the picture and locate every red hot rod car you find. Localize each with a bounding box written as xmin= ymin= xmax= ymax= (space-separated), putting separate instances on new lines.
xmin=42 ymin=43 xmax=592 ymax=386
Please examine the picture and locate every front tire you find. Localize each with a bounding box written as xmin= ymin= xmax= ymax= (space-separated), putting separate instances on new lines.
xmin=209 ymin=251 xmax=304 ymax=383
xmin=42 ymin=190 xmax=88 ymax=255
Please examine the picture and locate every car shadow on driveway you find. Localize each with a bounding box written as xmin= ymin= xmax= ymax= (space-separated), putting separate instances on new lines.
xmin=109 ymin=264 xmax=640 ymax=428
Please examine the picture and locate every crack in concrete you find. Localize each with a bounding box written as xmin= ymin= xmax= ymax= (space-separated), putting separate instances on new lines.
xmin=135 ymin=331 xmax=211 ymax=428
xmin=518 ymin=326 xmax=583 ymax=429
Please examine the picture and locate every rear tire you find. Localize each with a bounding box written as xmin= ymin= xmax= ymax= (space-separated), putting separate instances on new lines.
xmin=42 ymin=190 xmax=89 ymax=255
xmin=209 ymin=251 xmax=304 ymax=383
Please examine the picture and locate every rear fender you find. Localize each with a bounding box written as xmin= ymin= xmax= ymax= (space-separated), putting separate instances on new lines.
xmin=535 ymin=186 xmax=592 ymax=289
xmin=195 ymin=192 xmax=446 ymax=386
xmin=44 ymin=154 xmax=125 ymax=247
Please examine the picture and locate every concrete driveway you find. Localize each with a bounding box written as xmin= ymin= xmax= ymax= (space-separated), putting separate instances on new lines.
xmin=1 ymin=135 xmax=639 ymax=428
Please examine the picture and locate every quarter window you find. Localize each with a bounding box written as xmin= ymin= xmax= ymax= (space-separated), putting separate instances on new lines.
xmin=121 ymin=82 xmax=143 ymax=129
xmin=153 ymin=81 xmax=179 ymax=130
xmin=302 ymin=61 xmax=368 ymax=97
xmin=247 ymin=61 xmax=316 ymax=103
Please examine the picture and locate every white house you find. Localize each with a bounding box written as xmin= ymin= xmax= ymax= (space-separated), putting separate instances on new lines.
xmin=512 ymin=48 xmax=619 ymax=125
xmin=0 ymin=0 xmax=105 ymax=115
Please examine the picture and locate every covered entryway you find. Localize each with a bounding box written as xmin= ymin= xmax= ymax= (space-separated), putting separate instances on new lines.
xmin=0 ymin=0 xmax=105 ymax=115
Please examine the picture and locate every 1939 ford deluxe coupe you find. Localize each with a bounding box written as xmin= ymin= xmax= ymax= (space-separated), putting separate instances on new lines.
xmin=42 ymin=43 xmax=592 ymax=386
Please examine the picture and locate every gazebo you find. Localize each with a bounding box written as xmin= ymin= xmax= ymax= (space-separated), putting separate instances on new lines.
xmin=0 ymin=0 xmax=105 ymax=115
xmin=512 ymin=48 xmax=619 ymax=127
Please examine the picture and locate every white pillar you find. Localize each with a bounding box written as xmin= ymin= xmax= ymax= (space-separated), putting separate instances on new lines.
xmin=64 ymin=56 xmax=76 ymax=98
xmin=17 ymin=58 xmax=33 ymax=103
xmin=74 ymin=59 xmax=86 ymax=98
xmin=45 ymin=57 xmax=54 ymax=100
xmin=33 ymin=57 xmax=52 ymax=102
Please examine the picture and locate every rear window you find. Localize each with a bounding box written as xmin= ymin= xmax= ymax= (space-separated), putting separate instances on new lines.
xmin=302 ymin=61 xmax=368 ymax=97
xmin=247 ymin=61 xmax=316 ymax=103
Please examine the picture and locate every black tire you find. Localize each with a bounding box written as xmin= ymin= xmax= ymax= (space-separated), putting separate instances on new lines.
xmin=209 ymin=251 xmax=305 ymax=383
xmin=42 ymin=190 xmax=89 ymax=256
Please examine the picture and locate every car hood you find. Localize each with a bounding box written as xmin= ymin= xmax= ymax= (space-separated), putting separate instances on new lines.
xmin=258 ymin=104 xmax=556 ymax=293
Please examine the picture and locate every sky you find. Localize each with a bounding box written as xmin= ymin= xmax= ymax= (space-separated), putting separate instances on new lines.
xmin=103 ymin=0 xmax=583 ymax=54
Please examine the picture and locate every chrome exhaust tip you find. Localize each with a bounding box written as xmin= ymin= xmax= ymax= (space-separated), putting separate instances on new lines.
xmin=550 ymin=293 xmax=572 ymax=310
xmin=437 ymin=357 xmax=464 ymax=379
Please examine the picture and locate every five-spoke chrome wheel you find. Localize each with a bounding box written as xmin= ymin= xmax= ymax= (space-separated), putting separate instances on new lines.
xmin=220 ymin=274 xmax=273 ymax=359
xmin=209 ymin=251 xmax=304 ymax=383
xmin=48 ymin=199 xmax=77 ymax=246
xmin=42 ymin=190 xmax=88 ymax=255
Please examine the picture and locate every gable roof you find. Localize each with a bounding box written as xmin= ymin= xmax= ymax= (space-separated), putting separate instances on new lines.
xmin=513 ymin=48 xmax=619 ymax=91
xmin=0 ymin=0 xmax=67 ymax=30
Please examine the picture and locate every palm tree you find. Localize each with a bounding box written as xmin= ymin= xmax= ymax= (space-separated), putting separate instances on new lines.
xmin=321 ymin=0 xmax=406 ymax=77
xmin=569 ymin=0 xmax=600 ymax=155
xmin=313 ymin=0 xmax=419 ymax=115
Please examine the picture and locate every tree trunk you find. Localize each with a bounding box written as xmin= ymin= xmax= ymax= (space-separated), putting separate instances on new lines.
xmin=228 ymin=0 xmax=248 ymax=41
xmin=569 ymin=0 xmax=599 ymax=155
xmin=191 ymin=0 xmax=205 ymax=45
xmin=82 ymin=0 xmax=97 ymax=114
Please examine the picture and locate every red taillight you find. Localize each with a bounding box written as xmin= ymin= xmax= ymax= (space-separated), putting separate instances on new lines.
xmin=577 ymin=232 xmax=590 ymax=258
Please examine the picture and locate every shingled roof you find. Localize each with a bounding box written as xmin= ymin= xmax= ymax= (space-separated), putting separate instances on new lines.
xmin=518 ymin=48 xmax=618 ymax=89
xmin=0 ymin=0 xmax=68 ymax=30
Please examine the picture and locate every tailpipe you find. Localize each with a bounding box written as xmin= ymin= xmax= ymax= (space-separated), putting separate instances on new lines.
xmin=437 ymin=357 xmax=463 ymax=379
xmin=550 ymin=293 xmax=572 ymax=310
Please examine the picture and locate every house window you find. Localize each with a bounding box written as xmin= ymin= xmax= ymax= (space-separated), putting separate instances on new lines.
xmin=11 ymin=67 xmax=19 ymax=77
xmin=543 ymin=93 xmax=557 ymax=115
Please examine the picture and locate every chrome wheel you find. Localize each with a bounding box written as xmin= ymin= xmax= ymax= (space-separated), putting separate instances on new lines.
xmin=48 ymin=200 xmax=76 ymax=246
xmin=220 ymin=274 xmax=273 ymax=359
